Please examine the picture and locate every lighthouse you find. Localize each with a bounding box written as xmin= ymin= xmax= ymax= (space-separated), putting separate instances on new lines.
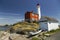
xmin=37 ymin=4 xmax=41 ymax=20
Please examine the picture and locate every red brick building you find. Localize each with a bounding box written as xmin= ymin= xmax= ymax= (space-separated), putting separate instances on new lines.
xmin=25 ymin=11 xmax=39 ymax=22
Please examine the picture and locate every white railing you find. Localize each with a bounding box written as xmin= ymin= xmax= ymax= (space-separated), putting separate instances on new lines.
xmin=29 ymin=30 xmax=42 ymax=35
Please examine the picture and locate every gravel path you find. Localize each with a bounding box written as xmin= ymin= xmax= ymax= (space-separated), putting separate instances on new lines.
xmin=45 ymin=31 xmax=60 ymax=40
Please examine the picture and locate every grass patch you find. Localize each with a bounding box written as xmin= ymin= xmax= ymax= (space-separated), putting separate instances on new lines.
xmin=32 ymin=37 xmax=40 ymax=40
xmin=46 ymin=28 xmax=60 ymax=34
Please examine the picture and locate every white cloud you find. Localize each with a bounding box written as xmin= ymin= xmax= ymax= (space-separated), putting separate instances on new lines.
xmin=0 ymin=17 xmax=24 ymax=21
xmin=0 ymin=12 xmax=21 ymax=16
xmin=11 ymin=14 xmax=20 ymax=16
xmin=14 ymin=18 xmax=24 ymax=21
xmin=0 ymin=18 xmax=8 ymax=20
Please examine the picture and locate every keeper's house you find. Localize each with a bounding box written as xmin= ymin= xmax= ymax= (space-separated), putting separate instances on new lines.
xmin=25 ymin=11 xmax=39 ymax=22
xmin=40 ymin=16 xmax=59 ymax=31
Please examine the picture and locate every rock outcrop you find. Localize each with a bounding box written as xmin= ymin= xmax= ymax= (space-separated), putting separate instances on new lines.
xmin=0 ymin=31 xmax=29 ymax=40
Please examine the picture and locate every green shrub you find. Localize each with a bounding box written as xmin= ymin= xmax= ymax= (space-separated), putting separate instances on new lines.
xmin=32 ymin=37 xmax=40 ymax=40
xmin=50 ymin=30 xmax=55 ymax=32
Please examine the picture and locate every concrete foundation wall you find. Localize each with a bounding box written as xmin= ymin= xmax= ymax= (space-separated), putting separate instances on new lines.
xmin=48 ymin=22 xmax=59 ymax=31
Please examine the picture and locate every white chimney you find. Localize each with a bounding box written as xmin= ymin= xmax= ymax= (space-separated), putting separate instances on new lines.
xmin=37 ymin=4 xmax=41 ymax=20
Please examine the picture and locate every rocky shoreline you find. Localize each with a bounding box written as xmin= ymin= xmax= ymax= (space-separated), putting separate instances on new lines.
xmin=0 ymin=31 xmax=49 ymax=40
xmin=0 ymin=31 xmax=30 ymax=40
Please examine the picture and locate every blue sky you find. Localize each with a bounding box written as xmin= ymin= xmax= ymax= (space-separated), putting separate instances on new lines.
xmin=0 ymin=0 xmax=60 ymax=25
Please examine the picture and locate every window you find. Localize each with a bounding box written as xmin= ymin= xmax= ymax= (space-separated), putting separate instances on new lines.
xmin=36 ymin=15 xmax=38 ymax=17
xmin=32 ymin=14 xmax=34 ymax=16
xmin=36 ymin=18 xmax=37 ymax=21
xmin=32 ymin=18 xmax=34 ymax=21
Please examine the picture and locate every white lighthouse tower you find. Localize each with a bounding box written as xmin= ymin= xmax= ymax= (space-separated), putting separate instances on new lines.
xmin=37 ymin=4 xmax=41 ymax=20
